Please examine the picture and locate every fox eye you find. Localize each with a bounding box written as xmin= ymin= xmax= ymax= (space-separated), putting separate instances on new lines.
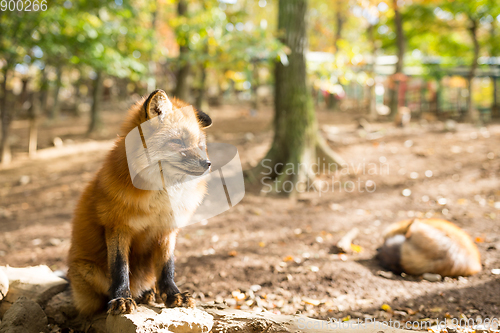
xmin=170 ymin=138 xmax=183 ymax=145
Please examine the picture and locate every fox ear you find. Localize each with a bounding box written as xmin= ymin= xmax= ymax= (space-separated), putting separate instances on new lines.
xmin=196 ymin=109 xmax=212 ymax=128
xmin=144 ymin=89 xmax=173 ymax=121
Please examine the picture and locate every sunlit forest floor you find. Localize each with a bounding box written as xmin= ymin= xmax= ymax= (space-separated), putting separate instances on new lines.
xmin=1 ymin=101 xmax=499 ymax=324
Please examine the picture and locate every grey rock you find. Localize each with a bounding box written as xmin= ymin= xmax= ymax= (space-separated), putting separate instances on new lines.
xmin=0 ymin=296 xmax=48 ymax=333
xmin=44 ymin=290 xmax=78 ymax=327
xmin=0 ymin=265 xmax=68 ymax=317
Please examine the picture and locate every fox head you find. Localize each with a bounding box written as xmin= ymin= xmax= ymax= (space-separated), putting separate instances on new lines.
xmin=124 ymin=89 xmax=212 ymax=189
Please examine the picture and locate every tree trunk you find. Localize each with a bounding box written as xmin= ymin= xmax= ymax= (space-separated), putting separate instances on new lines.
xmin=419 ymin=82 xmax=426 ymax=116
xmin=71 ymin=68 xmax=84 ymax=116
xmin=250 ymin=61 xmax=260 ymax=115
xmin=119 ymin=77 xmax=129 ymax=99
xmin=490 ymin=19 xmax=499 ymax=118
xmin=173 ymin=0 xmax=191 ymax=102
xmin=328 ymin=1 xmax=344 ymax=111
xmin=148 ymin=0 xmax=158 ymax=93
xmin=20 ymin=78 xmax=29 ymax=110
xmin=433 ymin=76 xmax=442 ymax=115
xmin=49 ymin=65 xmax=63 ymax=120
xmin=333 ymin=1 xmax=343 ymax=54
xmin=389 ymin=0 xmax=405 ymax=119
xmin=252 ymin=0 xmax=344 ymax=196
xmin=29 ymin=91 xmax=39 ymax=158
xmin=88 ymin=70 xmax=104 ymax=134
xmin=195 ymin=39 xmax=208 ymax=111
xmin=174 ymin=62 xmax=190 ymax=101
xmin=493 ymin=76 xmax=499 ymax=118
xmin=40 ymin=67 xmax=49 ymax=113
xmin=195 ymin=63 xmax=207 ymax=111
xmin=466 ymin=18 xmax=480 ymax=124
xmin=367 ymin=24 xmax=377 ymax=120
xmin=0 ymin=66 xmax=11 ymax=165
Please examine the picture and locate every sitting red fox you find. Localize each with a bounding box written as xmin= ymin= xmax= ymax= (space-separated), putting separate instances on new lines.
xmin=377 ymin=218 xmax=481 ymax=277
xmin=67 ymin=90 xmax=212 ymax=316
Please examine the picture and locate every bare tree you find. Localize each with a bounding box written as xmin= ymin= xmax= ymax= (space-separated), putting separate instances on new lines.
xmin=252 ymin=0 xmax=344 ymax=196
xmin=466 ymin=16 xmax=481 ymax=123
xmin=173 ymin=0 xmax=191 ymax=101
xmin=0 ymin=64 xmax=12 ymax=165
xmin=388 ymin=0 xmax=405 ymax=119
xmin=88 ymin=70 xmax=104 ymax=134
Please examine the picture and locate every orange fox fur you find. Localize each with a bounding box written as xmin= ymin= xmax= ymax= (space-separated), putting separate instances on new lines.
xmin=67 ymin=90 xmax=212 ymax=316
xmin=377 ymin=218 xmax=481 ymax=277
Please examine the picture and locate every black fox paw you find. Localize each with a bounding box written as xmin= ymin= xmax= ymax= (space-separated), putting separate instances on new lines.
xmin=161 ymin=291 xmax=195 ymax=308
xmin=136 ymin=289 xmax=156 ymax=305
xmin=107 ymin=297 xmax=137 ymax=315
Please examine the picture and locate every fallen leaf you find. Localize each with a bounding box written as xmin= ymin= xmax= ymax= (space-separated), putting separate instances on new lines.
xmin=350 ymin=244 xmax=363 ymax=253
xmin=381 ymin=304 xmax=392 ymax=312
xmin=406 ymin=308 xmax=417 ymax=315
xmin=302 ymin=297 xmax=321 ymax=306
xmin=428 ymin=325 xmax=446 ymax=333
xmin=251 ymin=208 xmax=263 ymax=215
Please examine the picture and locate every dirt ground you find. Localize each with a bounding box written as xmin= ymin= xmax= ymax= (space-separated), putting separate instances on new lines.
xmin=1 ymin=100 xmax=499 ymax=328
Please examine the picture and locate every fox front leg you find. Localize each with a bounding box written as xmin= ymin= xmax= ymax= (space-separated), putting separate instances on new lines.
xmin=156 ymin=231 xmax=195 ymax=308
xmin=106 ymin=230 xmax=137 ymax=315
xmin=158 ymin=256 xmax=195 ymax=308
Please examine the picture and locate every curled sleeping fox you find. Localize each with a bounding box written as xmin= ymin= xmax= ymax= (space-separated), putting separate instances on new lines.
xmin=377 ymin=218 xmax=482 ymax=277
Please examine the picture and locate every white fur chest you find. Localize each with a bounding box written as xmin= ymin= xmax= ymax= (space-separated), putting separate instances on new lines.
xmin=128 ymin=179 xmax=206 ymax=232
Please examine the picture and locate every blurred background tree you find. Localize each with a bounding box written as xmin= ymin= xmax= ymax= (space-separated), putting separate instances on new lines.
xmin=1 ymin=0 xmax=500 ymax=170
xmin=252 ymin=0 xmax=345 ymax=195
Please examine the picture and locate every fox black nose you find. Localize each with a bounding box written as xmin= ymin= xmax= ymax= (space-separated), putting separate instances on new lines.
xmin=201 ymin=160 xmax=211 ymax=169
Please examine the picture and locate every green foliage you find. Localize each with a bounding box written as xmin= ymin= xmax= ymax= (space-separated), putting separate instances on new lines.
xmin=0 ymin=5 xmax=42 ymax=68
xmin=1 ymin=0 xmax=156 ymax=81
xmin=168 ymin=0 xmax=284 ymax=76
xmin=2 ymin=0 xmax=500 ymax=99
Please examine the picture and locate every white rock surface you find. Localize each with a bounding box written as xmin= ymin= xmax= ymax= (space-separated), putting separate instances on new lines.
xmin=106 ymin=306 xmax=213 ymax=333
xmin=203 ymin=305 xmax=414 ymax=333
xmin=0 ymin=265 xmax=68 ymax=317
